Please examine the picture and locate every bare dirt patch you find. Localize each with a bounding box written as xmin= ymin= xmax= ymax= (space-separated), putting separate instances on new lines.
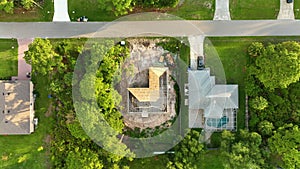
xmin=45 ymin=102 xmax=52 ymax=117
xmin=43 ymin=134 xmax=51 ymax=169
xmin=116 ymin=38 xmax=178 ymax=129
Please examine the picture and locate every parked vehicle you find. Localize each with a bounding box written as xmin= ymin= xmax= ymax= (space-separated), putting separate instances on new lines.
xmin=197 ymin=56 xmax=205 ymax=70
xmin=287 ymin=0 xmax=293 ymax=3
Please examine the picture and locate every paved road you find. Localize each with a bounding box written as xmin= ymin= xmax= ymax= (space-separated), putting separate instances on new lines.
xmin=1 ymin=20 xmax=300 ymax=38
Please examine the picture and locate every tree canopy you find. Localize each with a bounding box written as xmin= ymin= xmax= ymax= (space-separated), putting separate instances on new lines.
xmin=98 ymin=0 xmax=134 ymax=16
xmin=268 ymin=124 xmax=300 ymax=169
xmin=25 ymin=38 xmax=61 ymax=76
xmin=220 ymin=130 xmax=265 ymax=169
xmin=167 ymin=130 xmax=204 ymax=169
xmin=249 ymin=96 xmax=268 ymax=110
xmin=0 ymin=0 xmax=38 ymax=13
xmin=0 ymin=0 xmax=14 ymax=14
xmin=249 ymin=41 xmax=300 ymax=90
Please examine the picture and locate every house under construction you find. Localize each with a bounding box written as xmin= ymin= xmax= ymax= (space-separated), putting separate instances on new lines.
xmin=127 ymin=67 xmax=169 ymax=117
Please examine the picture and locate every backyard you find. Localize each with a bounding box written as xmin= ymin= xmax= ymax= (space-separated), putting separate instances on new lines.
xmin=230 ymin=0 xmax=280 ymax=20
xmin=0 ymin=75 xmax=53 ymax=169
xmin=0 ymin=39 xmax=18 ymax=79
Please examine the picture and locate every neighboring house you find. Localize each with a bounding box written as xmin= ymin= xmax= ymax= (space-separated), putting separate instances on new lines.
xmin=0 ymin=80 xmax=35 ymax=135
xmin=188 ymin=68 xmax=238 ymax=131
xmin=127 ymin=67 xmax=168 ymax=117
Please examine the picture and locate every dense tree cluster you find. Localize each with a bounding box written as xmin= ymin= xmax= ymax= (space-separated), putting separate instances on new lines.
xmin=25 ymin=38 xmax=61 ymax=76
xmin=27 ymin=39 xmax=133 ymax=168
xmin=268 ymin=124 xmax=300 ymax=169
xmin=248 ymin=41 xmax=300 ymax=90
xmin=220 ymin=130 xmax=265 ymax=169
xmin=218 ymin=41 xmax=300 ymax=169
xmin=166 ymin=130 xmax=204 ymax=169
xmin=245 ymin=41 xmax=300 ymax=128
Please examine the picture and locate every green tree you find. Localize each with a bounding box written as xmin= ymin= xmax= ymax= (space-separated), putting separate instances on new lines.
xmin=268 ymin=124 xmax=300 ymax=169
xmin=253 ymin=41 xmax=300 ymax=90
xmin=220 ymin=130 xmax=265 ymax=169
xmin=80 ymin=73 xmax=96 ymax=100
xmin=167 ymin=130 xmax=204 ymax=169
xmin=250 ymin=96 xmax=268 ymax=110
xmin=67 ymin=120 xmax=89 ymax=141
xmin=25 ymin=38 xmax=61 ymax=76
xmin=248 ymin=42 xmax=264 ymax=58
xmin=21 ymin=0 xmax=35 ymax=10
xmin=258 ymin=120 xmax=274 ymax=137
xmin=245 ymin=75 xmax=263 ymax=97
xmin=0 ymin=0 xmax=14 ymax=14
xmin=134 ymin=0 xmax=179 ymax=8
xmin=65 ymin=147 xmax=104 ymax=169
xmin=98 ymin=0 xmax=134 ymax=16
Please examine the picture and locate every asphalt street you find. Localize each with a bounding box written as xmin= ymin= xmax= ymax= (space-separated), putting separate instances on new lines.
xmin=1 ymin=20 xmax=300 ymax=38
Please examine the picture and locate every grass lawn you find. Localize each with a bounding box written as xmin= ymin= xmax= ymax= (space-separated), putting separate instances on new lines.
xmin=68 ymin=0 xmax=118 ymax=21
xmin=205 ymin=37 xmax=247 ymax=130
xmin=129 ymin=149 xmax=223 ymax=169
xmin=197 ymin=150 xmax=223 ymax=169
xmin=230 ymin=0 xmax=280 ymax=20
xmin=129 ymin=155 xmax=169 ymax=169
xmin=0 ymin=39 xmax=18 ymax=79
xmin=0 ymin=75 xmax=54 ymax=169
xmin=0 ymin=0 xmax=53 ymax=22
xmin=169 ymin=0 xmax=215 ymax=20
xmin=205 ymin=36 xmax=300 ymax=130
xmin=294 ymin=0 xmax=300 ymax=19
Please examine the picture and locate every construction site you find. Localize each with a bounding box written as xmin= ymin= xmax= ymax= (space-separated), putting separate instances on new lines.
xmin=115 ymin=39 xmax=178 ymax=129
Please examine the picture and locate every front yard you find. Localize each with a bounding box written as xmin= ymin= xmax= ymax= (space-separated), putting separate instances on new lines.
xmin=0 ymin=39 xmax=18 ymax=79
xmin=0 ymin=0 xmax=53 ymax=22
xmin=169 ymin=0 xmax=215 ymax=20
xmin=230 ymin=0 xmax=280 ymax=20
xmin=68 ymin=0 xmax=118 ymax=21
xmin=294 ymin=0 xmax=300 ymax=19
xmin=68 ymin=0 xmax=214 ymax=21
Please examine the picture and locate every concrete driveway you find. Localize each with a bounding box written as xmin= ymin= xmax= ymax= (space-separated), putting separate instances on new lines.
xmin=213 ymin=0 xmax=231 ymax=20
xmin=12 ymin=39 xmax=33 ymax=80
xmin=53 ymin=0 xmax=70 ymax=22
xmin=278 ymin=0 xmax=295 ymax=19
xmin=188 ymin=36 xmax=205 ymax=70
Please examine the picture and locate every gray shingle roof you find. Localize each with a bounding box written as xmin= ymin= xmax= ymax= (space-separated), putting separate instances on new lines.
xmin=0 ymin=80 xmax=34 ymax=135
